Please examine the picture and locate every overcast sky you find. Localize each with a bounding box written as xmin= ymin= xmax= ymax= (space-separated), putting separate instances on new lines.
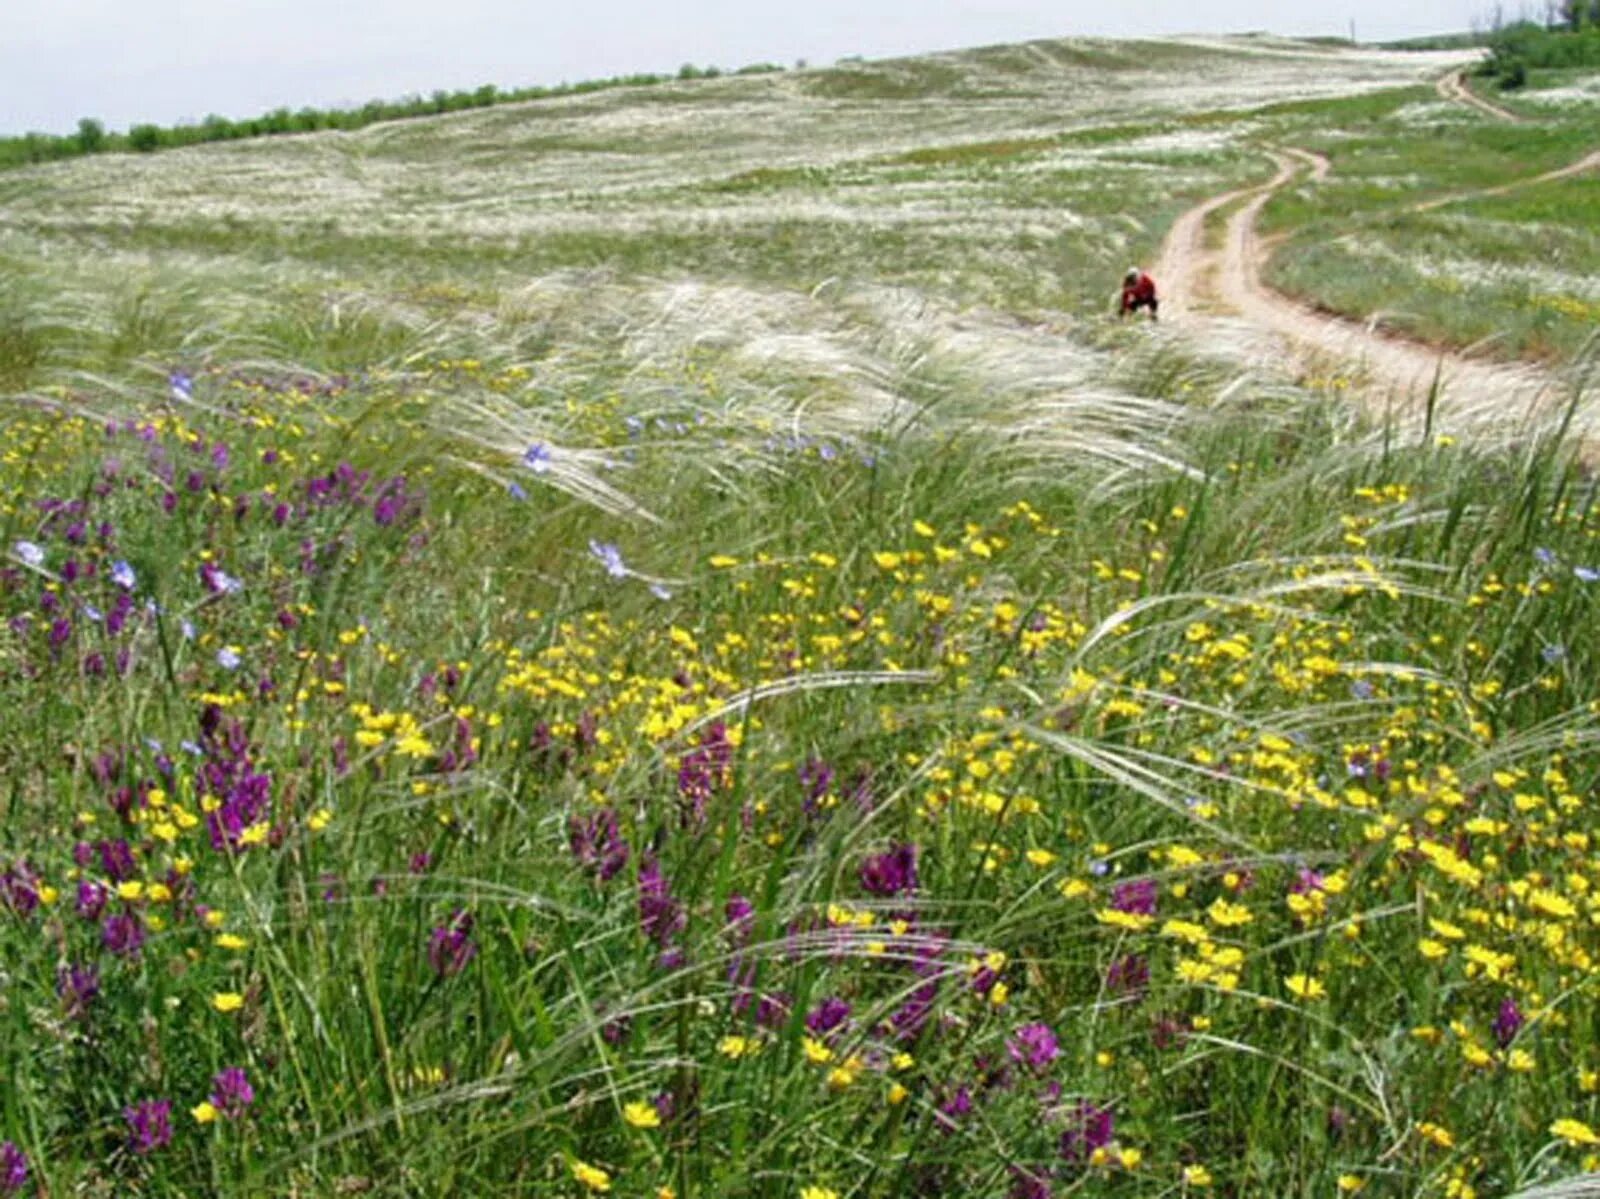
xmin=2 ymin=0 xmax=1487 ymax=136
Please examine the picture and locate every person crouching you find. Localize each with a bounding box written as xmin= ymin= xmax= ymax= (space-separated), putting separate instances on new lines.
xmin=1120 ymin=267 xmax=1159 ymax=321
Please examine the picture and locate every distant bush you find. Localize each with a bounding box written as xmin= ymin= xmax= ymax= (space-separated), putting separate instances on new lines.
xmin=1479 ymin=20 xmax=1600 ymax=87
xmin=74 ymin=118 xmax=106 ymax=153
xmin=127 ymin=124 xmax=163 ymax=152
xmin=1497 ymin=55 xmax=1530 ymax=89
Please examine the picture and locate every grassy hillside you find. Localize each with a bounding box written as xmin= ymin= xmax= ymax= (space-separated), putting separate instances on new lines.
xmin=2 ymin=36 xmax=1600 ymax=1199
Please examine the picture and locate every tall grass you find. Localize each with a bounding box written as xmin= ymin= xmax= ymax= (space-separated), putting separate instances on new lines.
xmin=2 ymin=34 xmax=1598 ymax=1199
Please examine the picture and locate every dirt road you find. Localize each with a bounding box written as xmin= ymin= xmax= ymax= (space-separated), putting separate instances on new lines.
xmin=1413 ymin=148 xmax=1600 ymax=212
xmin=1437 ymin=68 xmax=1522 ymax=122
xmin=1217 ymin=152 xmax=1554 ymax=415
xmin=1146 ymin=63 xmax=1600 ymax=447
xmin=1154 ymin=150 xmax=1590 ymax=447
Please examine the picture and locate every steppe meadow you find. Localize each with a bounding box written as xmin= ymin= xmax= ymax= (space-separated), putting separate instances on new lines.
xmin=1 ymin=26 xmax=1599 ymax=1198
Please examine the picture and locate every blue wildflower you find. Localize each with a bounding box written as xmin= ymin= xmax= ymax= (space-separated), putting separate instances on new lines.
xmin=12 ymin=541 xmax=44 ymax=568
xmin=110 ymin=560 xmax=136 ymax=590
xmin=589 ymin=540 xmax=628 ymax=579
xmin=522 ymin=443 xmax=552 ymax=473
xmin=168 ymin=370 xmax=193 ymax=401
xmin=507 ymin=481 xmax=528 ymax=501
xmin=1577 ymin=566 xmax=1599 ymax=584
xmin=217 ymin=647 xmax=241 ymax=671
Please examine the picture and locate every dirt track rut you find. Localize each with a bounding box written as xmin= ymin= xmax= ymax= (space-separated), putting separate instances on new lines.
xmin=1436 ymin=69 xmax=1522 ymax=122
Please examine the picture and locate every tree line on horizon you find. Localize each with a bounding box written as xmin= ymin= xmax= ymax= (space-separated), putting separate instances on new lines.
xmin=0 ymin=60 xmax=787 ymax=172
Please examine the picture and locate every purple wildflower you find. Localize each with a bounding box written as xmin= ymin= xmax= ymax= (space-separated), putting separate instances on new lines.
xmin=76 ymin=879 xmax=109 ymax=922
xmin=677 ymin=721 xmax=733 ymax=824
xmin=755 ymin=991 xmax=792 ymax=1029
xmin=860 ymin=842 xmax=918 ymax=897
xmin=372 ymin=478 xmax=415 ymax=527
xmin=1289 ymin=865 xmax=1325 ymax=895
xmin=99 ymin=838 xmax=139 ymax=880
xmin=209 ymin=1067 xmax=255 ymax=1118
xmin=637 ymin=855 xmax=686 ymax=948
xmin=1007 ymin=1022 xmax=1060 ymax=1071
xmin=798 ymin=757 xmax=834 ymax=817
xmin=805 ymin=997 xmax=852 ymax=1037
xmin=568 ymin=810 xmax=630 ymax=882
xmin=724 ymin=893 xmax=755 ymax=941
xmin=199 ymin=562 xmax=243 ymax=595
xmin=1493 ymin=997 xmax=1525 ymax=1048
xmin=103 ymin=912 xmax=145 ymax=957
xmin=1060 ymin=1101 xmax=1114 ymax=1162
xmin=427 ymin=910 xmax=477 ymax=978
xmin=0 ymin=863 xmax=40 ymax=916
xmin=1109 ymin=878 xmax=1157 ymax=916
xmin=125 ymin=1098 xmax=173 ymax=1155
xmin=888 ymin=979 xmax=940 ymax=1040
xmin=1105 ymin=953 xmax=1150 ymax=998
xmin=57 ymin=962 xmax=100 ymax=1019
xmin=1151 ymin=1013 xmax=1190 ymax=1051
xmin=0 ymin=1142 xmax=27 ymax=1195
xmin=651 ymin=1090 xmax=676 ymax=1123
xmin=936 ymin=1086 xmax=973 ymax=1130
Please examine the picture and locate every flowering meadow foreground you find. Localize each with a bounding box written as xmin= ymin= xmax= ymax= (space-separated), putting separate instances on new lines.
xmin=1 ymin=350 xmax=1597 ymax=1199
xmin=3 ymin=33 xmax=1600 ymax=1199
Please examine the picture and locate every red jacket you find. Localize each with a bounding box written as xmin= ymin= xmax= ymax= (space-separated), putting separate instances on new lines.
xmin=1121 ymin=273 xmax=1157 ymax=310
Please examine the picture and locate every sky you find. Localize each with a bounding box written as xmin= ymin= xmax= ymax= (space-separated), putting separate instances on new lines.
xmin=2 ymin=0 xmax=1488 ymax=136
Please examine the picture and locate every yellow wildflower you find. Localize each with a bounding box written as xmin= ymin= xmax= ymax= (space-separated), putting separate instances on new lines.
xmin=1284 ymin=974 xmax=1326 ymax=1001
xmin=1417 ymin=1122 xmax=1455 ymax=1149
xmin=571 ymin=1159 xmax=612 ymax=1192
xmin=623 ymin=1101 xmax=661 ymax=1129
xmin=1552 ymin=1118 xmax=1600 ymax=1146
